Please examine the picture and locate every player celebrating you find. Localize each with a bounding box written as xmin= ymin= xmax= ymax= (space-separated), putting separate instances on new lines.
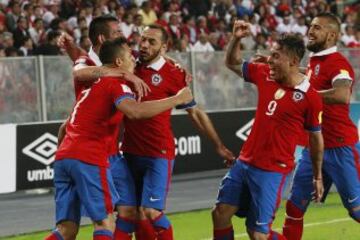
xmin=283 ymin=13 xmax=360 ymax=240
xmin=211 ymin=21 xmax=324 ymax=240
xmin=45 ymin=37 xmax=193 ymax=240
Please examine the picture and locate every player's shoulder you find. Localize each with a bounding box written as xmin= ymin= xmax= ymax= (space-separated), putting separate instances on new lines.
xmin=326 ymin=52 xmax=351 ymax=66
xmin=163 ymin=61 xmax=186 ymax=77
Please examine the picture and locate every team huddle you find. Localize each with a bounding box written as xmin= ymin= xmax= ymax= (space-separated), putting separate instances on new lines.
xmin=45 ymin=12 xmax=359 ymax=240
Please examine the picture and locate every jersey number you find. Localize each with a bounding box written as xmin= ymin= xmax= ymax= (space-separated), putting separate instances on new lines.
xmin=70 ymin=89 xmax=91 ymax=124
xmin=266 ymin=100 xmax=277 ymax=116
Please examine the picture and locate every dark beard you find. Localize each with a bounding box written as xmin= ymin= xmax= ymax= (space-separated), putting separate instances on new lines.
xmin=306 ymin=39 xmax=327 ymax=53
xmin=139 ymin=48 xmax=162 ymax=63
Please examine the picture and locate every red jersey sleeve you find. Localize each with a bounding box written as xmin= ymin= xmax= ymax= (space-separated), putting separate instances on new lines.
xmin=304 ymin=90 xmax=323 ymax=132
xmin=73 ymin=56 xmax=96 ymax=98
xmin=107 ymin=80 xmax=136 ymax=106
xmin=242 ymin=62 xmax=269 ymax=85
xmin=328 ymin=58 xmax=354 ymax=85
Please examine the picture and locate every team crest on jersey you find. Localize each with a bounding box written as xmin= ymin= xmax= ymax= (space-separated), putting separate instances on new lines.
xmin=314 ymin=64 xmax=320 ymax=76
xmin=292 ymin=91 xmax=304 ymax=102
xmin=151 ymin=74 xmax=163 ymax=86
xmin=274 ymin=88 xmax=286 ymax=100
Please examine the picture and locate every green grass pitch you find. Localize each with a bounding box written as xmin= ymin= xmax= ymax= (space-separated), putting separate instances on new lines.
xmin=2 ymin=193 xmax=359 ymax=239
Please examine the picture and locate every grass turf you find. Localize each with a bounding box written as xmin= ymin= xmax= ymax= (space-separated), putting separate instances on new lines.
xmin=2 ymin=193 xmax=359 ymax=240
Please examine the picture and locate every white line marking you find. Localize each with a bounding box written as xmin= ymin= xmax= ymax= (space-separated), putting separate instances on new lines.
xmin=201 ymin=217 xmax=351 ymax=240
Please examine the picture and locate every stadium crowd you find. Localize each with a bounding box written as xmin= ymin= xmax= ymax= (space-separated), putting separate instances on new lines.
xmin=0 ymin=0 xmax=359 ymax=57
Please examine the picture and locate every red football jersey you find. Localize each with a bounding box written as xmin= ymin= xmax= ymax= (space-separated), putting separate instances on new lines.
xmin=73 ymin=51 xmax=123 ymax=156
xmin=239 ymin=62 xmax=323 ymax=173
xmin=56 ymin=77 xmax=135 ymax=167
xmin=306 ymin=47 xmax=357 ymax=147
xmin=122 ymin=56 xmax=193 ymax=160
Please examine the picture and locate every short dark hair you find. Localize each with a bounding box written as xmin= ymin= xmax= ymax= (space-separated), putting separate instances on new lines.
xmin=47 ymin=30 xmax=62 ymax=42
xmin=145 ymin=24 xmax=169 ymax=43
xmin=89 ymin=14 xmax=118 ymax=45
xmin=276 ymin=33 xmax=305 ymax=61
xmin=99 ymin=37 xmax=128 ymax=64
xmin=315 ymin=12 xmax=340 ymax=32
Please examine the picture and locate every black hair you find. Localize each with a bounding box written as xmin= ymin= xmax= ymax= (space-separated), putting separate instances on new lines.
xmin=315 ymin=12 xmax=341 ymax=32
xmin=146 ymin=24 xmax=169 ymax=44
xmin=276 ymin=33 xmax=305 ymax=61
xmin=99 ymin=37 xmax=128 ymax=64
xmin=89 ymin=14 xmax=118 ymax=45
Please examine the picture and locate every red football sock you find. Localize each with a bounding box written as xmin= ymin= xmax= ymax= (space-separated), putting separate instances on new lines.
xmin=213 ymin=226 xmax=234 ymax=240
xmin=155 ymin=225 xmax=173 ymax=240
xmin=269 ymin=231 xmax=287 ymax=240
xmin=114 ymin=229 xmax=132 ymax=240
xmin=135 ymin=219 xmax=156 ymax=240
xmin=93 ymin=229 xmax=113 ymax=240
xmin=282 ymin=201 xmax=304 ymax=240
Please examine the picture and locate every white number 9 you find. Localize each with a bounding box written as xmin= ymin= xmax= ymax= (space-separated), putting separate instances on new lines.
xmin=266 ymin=100 xmax=277 ymax=116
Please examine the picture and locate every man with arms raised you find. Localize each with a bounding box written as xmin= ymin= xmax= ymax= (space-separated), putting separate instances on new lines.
xmin=211 ymin=21 xmax=324 ymax=240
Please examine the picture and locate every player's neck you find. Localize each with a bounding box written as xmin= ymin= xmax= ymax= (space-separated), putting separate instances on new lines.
xmin=284 ymin=72 xmax=305 ymax=88
xmin=144 ymin=54 xmax=162 ymax=66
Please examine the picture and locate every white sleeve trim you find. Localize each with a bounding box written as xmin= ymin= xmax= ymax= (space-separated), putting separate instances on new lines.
xmin=331 ymin=73 xmax=353 ymax=86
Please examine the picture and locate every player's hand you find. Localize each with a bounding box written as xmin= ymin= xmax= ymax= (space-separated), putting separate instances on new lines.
xmin=57 ymin=32 xmax=74 ymax=49
xmin=176 ymin=87 xmax=193 ymax=105
xmin=232 ymin=20 xmax=251 ymax=39
xmin=312 ymin=178 xmax=324 ymax=203
xmin=123 ymin=72 xmax=151 ymax=101
xmin=216 ymin=145 xmax=236 ymax=167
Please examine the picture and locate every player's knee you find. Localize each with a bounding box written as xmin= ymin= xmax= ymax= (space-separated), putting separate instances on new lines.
xmin=286 ymin=200 xmax=304 ymax=218
xmin=143 ymin=207 xmax=162 ymax=220
xmin=117 ymin=205 xmax=138 ymax=220
xmin=211 ymin=204 xmax=232 ymax=223
xmin=57 ymin=221 xmax=79 ymax=240
xmin=349 ymin=206 xmax=360 ymax=223
xmin=248 ymin=230 xmax=268 ymax=240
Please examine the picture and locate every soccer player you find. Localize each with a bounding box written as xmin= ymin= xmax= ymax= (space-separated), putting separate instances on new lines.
xmin=282 ymin=13 xmax=360 ymax=240
xmin=211 ymin=21 xmax=324 ymax=240
xmin=45 ymin=37 xmax=193 ymax=240
xmin=60 ymin=23 xmax=235 ymax=240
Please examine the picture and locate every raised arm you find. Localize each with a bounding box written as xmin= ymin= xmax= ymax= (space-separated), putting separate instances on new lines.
xmin=117 ymin=87 xmax=193 ymax=119
xmin=225 ymin=20 xmax=251 ymax=77
xmin=186 ymin=107 xmax=235 ymax=165
xmin=58 ymin=32 xmax=87 ymax=61
xmin=308 ymin=131 xmax=324 ymax=202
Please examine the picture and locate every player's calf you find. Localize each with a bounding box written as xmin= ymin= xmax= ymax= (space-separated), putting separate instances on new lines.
xmin=93 ymin=214 xmax=115 ymax=240
xmin=114 ymin=206 xmax=137 ymax=240
xmin=212 ymin=204 xmax=237 ymax=240
xmin=282 ymin=200 xmax=304 ymax=240
xmin=44 ymin=221 xmax=79 ymax=240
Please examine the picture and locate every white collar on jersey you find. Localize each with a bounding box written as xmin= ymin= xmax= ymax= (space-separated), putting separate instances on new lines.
xmin=310 ymin=46 xmax=337 ymax=57
xmin=146 ymin=56 xmax=166 ymax=71
xmin=294 ymin=78 xmax=311 ymax=92
xmin=88 ymin=46 xmax=102 ymax=66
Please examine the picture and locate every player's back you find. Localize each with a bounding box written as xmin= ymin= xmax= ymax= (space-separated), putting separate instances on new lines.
xmin=56 ymin=77 xmax=133 ymax=167
xmin=308 ymin=51 xmax=357 ymax=147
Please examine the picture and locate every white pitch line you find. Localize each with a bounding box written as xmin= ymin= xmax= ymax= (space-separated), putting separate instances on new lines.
xmin=201 ymin=217 xmax=351 ymax=240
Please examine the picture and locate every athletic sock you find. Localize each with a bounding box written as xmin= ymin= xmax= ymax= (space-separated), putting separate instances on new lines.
xmin=213 ymin=226 xmax=234 ymax=240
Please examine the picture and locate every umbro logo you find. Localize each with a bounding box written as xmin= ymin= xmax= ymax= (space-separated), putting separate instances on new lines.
xmin=22 ymin=133 xmax=58 ymax=166
xmin=236 ymin=119 xmax=254 ymax=141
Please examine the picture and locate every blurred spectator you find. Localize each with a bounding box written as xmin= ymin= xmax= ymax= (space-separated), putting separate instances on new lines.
xmin=138 ymin=1 xmax=157 ymax=25
xmin=73 ymin=16 xmax=87 ymax=43
xmin=253 ymin=33 xmax=267 ymax=50
xmin=5 ymin=1 xmax=21 ymax=32
xmin=196 ymin=16 xmax=210 ymax=35
xmin=182 ymin=0 xmax=211 ymax=17
xmin=168 ymin=14 xmax=181 ymax=42
xmin=29 ymin=18 xmax=45 ymax=46
xmin=133 ymin=13 xmax=144 ymax=33
xmin=33 ymin=30 xmax=62 ymax=55
xmin=5 ymin=46 xmax=20 ymax=56
xmin=0 ymin=44 xmax=5 ymax=57
xmin=79 ymin=35 xmax=91 ymax=52
xmin=128 ymin=31 xmax=141 ymax=51
xmin=209 ymin=32 xmax=221 ymax=51
xmin=2 ymin=31 xmax=14 ymax=48
xmin=276 ymin=15 xmax=292 ymax=33
xmin=192 ymin=32 xmax=214 ymax=52
xmin=84 ymin=2 xmax=94 ymax=26
xmin=292 ymin=16 xmax=307 ymax=36
xmin=181 ymin=15 xmax=197 ymax=44
xmin=120 ymin=12 xmax=134 ymax=39
xmin=19 ymin=36 xmax=33 ymax=56
xmin=43 ymin=0 xmax=60 ymax=27
xmin=341 ymin=25 xmax=357 ymax=47
xmin=13 ymin=16 xmax=30 ymax=48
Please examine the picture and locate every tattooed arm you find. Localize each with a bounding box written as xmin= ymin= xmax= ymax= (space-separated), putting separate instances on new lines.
xmin=317 ymin=79 xmax=351 ymax=104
